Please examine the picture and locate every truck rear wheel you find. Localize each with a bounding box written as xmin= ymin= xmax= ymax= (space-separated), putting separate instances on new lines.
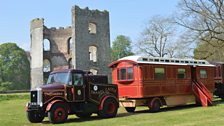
xmin=125 ymin=107 xmax=136 ymax=113
xmin=98 ymin=98 xmax=118 ymax=118
xmin=148 ymin=98 xmax=161 ymax=113
xmin=27 ymin=110 xmax=44 ymax=123
xmin=76 ymin=112 xmax=92 ymax=118
xmin=48 ymin=103 xmax=68 ymax=123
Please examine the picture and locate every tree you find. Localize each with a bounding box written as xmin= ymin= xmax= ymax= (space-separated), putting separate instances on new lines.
xmin=173 ymin=30 xmax=197 ymax=58
xmin=194 ymin=40 xmax=224 ymax=61
xmin=111 ymin=35 xmax=134 ymax=61
xmin=0 ymin=43 xmax=30 ymax=91
xmin=137 ymin=16 xmax=176 ymax=57
xmin=176 ymin=0 xmax=224 ymax=59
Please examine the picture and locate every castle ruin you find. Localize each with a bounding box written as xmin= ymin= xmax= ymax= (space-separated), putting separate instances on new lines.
xmin=30 ymin=6 xmax=111 ymax=89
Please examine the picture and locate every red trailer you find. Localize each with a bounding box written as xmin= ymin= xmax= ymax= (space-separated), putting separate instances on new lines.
xmin=212 ymin=62 xmax=224 ymax=99
xmin=109 ymin=56 xmax=215 ymax=112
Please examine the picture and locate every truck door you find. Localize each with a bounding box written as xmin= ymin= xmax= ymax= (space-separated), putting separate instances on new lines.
xmin=72 ymin=72 xmax=85 ymax=102
xmin=66 ymin=80 xmax=73 ymax=102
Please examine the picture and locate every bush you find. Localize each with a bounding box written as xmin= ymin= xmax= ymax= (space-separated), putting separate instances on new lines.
xmin=0 ymin=93 xmax=29 ymax=102
xmin=0 ymin=43 xmax=30 ymax=91
xmin=0 ymin=82 xmax=13 ymax=91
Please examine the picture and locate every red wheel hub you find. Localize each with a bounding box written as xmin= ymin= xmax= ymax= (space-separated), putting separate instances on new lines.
xmin=154 ymin=101 xmax=159 ymax=108
xmin=106 ymin=102 xmax=115 ymax=114
xmin=54 ymin=107 xmax=65 ymax=122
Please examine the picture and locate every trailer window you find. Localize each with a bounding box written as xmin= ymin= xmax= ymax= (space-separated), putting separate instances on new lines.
xmin=120 ymin=68 xmax=126 ymax=80
xmin=155 ymin=68 xmax=165 ymax=80
xmin=177 ymin=68 xmax=186 ymax=79
xmin=117 ymin=67 xmax=133 ymax=81
xmin=200 ymin=69 xmax=207 ymax=78
xmin=127 ymin=67 xmax=133 ymax=79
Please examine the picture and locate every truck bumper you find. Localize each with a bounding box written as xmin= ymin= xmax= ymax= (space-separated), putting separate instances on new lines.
xmin=26 ymin=102 xmax=44 ymax=112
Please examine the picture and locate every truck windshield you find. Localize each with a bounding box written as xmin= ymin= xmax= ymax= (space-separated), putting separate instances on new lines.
xmin=47 ymin=72 xmax=70 ymax=85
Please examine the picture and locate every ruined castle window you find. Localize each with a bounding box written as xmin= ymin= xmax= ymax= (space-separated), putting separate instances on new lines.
xmin=90 ymin=69 xmax=98 ymax=75
xmin=89 ymin=46 xmax=97 ymax=62
xmin=43 ymin=59 xmax=51 ymax=72
xmin=88 ymin=23 xmax=96 ymax=34
xmin=44 ymin=39 xmax=50 ymax=51
xmin=68 ymin=37 xmax=72 ymax=54
xmin=68 ymin=58 xmax=73 ymax=68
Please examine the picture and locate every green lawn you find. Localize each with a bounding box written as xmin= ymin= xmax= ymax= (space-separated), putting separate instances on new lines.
xmin=1 ymin=94 xmax=224 ymax=126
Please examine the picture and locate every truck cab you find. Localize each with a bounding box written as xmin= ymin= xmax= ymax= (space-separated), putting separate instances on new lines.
xmin=26 ymin=69 xmax=118 ymax=124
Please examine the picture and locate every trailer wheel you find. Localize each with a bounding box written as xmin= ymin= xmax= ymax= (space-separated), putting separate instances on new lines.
xmin=125 ymin=107 xmax=136 ymax=113
xmin=27 ymin=110 xmax=44 ymax=123
xmin=76 ymin=113 xmax=92 ymax=118
xmin=48 ymin=103 xmax=68 ymax=124
xmin=98 ymin=98 xmax=118 ymax=118
xmin=148 ymin=98 xmax=161 ymax=113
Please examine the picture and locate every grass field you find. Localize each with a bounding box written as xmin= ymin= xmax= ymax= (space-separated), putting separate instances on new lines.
xmin=1 ymin=93 xmax=224 ymax=126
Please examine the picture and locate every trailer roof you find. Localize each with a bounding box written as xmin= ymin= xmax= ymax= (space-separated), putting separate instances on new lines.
xmin=109 ymin=55 xmax=214 ymax=67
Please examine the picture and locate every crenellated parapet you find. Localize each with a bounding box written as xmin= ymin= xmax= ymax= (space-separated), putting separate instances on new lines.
xmin=48 ymin=26 xmax=72 ymax=31
xmin=43 ymin=26 xmax=72 ymax=38
xmin=31 ymin=18 xmax=72 ymax=32
xmin=30 ymin=18 xmax=44 ymax=30
xmin=72 ymin=5 xmax=109 ymax=17
xmin=31 ymin=18 xmax=44 ymax=23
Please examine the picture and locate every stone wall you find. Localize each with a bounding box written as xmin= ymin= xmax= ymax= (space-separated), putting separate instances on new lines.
xmin=43 ymin=26 xmax=72 ymax=69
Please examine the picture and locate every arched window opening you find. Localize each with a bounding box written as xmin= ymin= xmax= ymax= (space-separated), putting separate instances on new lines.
xmin=43 ymin=39 xmax=50 ymax=51
xmin=89 ymin=46 xmax=97 ymax=62
xmin=43 ymin=59 xmax=51 ymax=72
xmin=68 ymin=58 xmax=73 ymax=68
xmin=88 ymin=23 xmax=96 ymax=34
xmin=68 ymin=37 xmax=72 ymax=54
xmin=90 ymin=69 xmax=98 ymax=75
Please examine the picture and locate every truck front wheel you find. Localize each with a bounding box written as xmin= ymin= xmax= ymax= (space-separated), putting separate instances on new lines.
xmin=27 ymin=110 xmax=44 ymax=123
xmin=48 ymin=103 xmax=68 ymax=123
xmin=98 ymin=98 xmax=118 ymax=118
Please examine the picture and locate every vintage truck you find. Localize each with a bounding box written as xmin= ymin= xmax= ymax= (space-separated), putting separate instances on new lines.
xmin=26 ymin=69 xmax=119 ymax=123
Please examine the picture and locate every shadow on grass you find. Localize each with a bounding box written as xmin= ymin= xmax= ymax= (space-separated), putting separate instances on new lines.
xmin=41 ymin=99 xmax=224 ymax=124
xmin=42 ymin=116 xmax=105 ymax=124
xmin=41 ymin=110 xmax=149 ymax=124
xmin=41 ymin=112 xmax=137 ymax=124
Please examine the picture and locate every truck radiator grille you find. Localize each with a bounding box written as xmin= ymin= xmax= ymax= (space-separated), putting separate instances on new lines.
xmin=31 ymin=91 xmax=37 ymax=103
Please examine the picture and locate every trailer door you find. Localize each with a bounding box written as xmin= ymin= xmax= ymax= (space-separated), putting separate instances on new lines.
xmin=191 ymin=66 xmax=197 ymax=81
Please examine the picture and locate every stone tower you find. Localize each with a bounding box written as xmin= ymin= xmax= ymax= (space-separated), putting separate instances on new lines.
xmin=30 ymin=18 xmax=44 ymax=88
xmin=72 ymin=6 xmax=111 ymax=77
xmin=30 ymin=6 xmax=111 ymax=89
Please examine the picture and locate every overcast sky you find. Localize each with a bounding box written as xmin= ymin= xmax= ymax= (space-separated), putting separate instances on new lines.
xmin=0 ymin=0 xmax=179 ymax=51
